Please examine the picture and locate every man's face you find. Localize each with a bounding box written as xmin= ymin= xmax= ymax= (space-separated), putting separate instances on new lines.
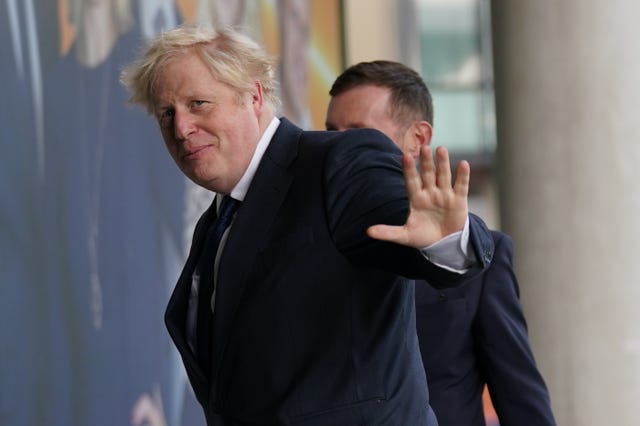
xmin=325 ymin=85 xmax=405 ymax=148
xmin=153 ymin=51 xmax=262 ymax=194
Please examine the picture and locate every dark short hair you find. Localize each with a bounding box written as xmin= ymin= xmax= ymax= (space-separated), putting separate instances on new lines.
xmin=329 ymin=60 xmax=434 ymax=127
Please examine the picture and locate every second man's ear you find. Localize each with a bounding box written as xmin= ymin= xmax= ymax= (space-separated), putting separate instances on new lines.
xmin=403 ymin=120 xmax=433 ymax=157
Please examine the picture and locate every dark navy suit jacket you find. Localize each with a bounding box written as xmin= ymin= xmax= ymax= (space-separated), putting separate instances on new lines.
xmin=165 ymin=119 xmax=494 ymax=425
xmin=415 ymin=231 xmax=556 ymax=426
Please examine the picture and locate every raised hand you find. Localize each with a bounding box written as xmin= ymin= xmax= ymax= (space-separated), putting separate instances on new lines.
xmin=367 ymin=145 xmax=469 ymax=248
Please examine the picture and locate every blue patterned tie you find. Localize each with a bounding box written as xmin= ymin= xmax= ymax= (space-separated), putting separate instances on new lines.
xmin=196 ymin=195 xmax=241 ymax=372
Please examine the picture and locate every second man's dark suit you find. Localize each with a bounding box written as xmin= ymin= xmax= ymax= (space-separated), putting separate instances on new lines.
xmin=165 ymin=118 xmax=494 ymax=425
xmin=415 ymin=231 xmax=556 ymax=426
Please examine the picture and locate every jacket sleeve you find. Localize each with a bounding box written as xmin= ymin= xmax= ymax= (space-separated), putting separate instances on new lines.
xmin=473 ymin=232 xmax=557 ymax=426
xmin=323 ymin=128 xmax=494 ymax=287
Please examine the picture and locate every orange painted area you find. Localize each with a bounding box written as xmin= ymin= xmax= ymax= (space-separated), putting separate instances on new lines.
xmin=57 ymin=0 xmax=75 ymax=55
xmin=306 ymin=0 xmax=343 ymax=128
xmin=176 ymin=0 xmax=197 ymax=23
xmin=483 ymin=385 xmax=500 ymax=425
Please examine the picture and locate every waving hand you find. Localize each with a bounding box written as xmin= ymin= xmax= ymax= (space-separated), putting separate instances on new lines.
xmin=367 ymin=145 xmax=469 ymax=248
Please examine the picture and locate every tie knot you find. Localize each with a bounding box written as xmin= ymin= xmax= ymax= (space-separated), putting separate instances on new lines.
xmin=218 ymin=196 xmax=241 ymax=224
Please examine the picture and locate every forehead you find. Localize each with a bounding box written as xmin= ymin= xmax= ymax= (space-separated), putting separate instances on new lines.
xmin=153 ymin=52 xmax=223 ymax=103
xmin=328 ymin=85 xmax=393 ymax=125
xmin=156 ymin=51 xmax=209 ymax=86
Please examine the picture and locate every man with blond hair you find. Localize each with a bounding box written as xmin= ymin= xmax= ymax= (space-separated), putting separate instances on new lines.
xmin=121 ymin=26 xmax=494 ymax=425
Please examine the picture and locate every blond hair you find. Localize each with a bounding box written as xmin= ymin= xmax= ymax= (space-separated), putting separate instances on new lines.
xmin=120 ymin=25 xmax=279 ymax=114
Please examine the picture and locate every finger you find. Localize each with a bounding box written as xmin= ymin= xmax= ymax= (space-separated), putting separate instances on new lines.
xmin=453 ymin=159 xmax=470 ymax=197
xmin=435 ymin=146 xmax=452 ymax=188
xmin=402 ymin=152 xmax=422 ymax=196
xmin=367 ymin=224 xmax=409 ymax=245
xmin=419 ymin=145 xmax=435 ymax=188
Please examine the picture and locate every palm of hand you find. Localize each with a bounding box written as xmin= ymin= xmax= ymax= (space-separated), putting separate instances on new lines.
xmin=368 ymin=146 xmax=469 ymax=248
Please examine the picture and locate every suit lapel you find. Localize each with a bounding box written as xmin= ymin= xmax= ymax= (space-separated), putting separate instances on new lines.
xmin=165 ymin=198 xmax=217 ymax=395
xmin=209 ymin=119 xmax=300 ymax=385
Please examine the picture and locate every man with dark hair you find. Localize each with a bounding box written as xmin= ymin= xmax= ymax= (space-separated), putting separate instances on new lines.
xmin=327 ymin=60 xmax=557 ymax=426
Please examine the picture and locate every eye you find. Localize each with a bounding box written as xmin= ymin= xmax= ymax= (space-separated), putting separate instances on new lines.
xmin=158 ymin=108 xmax=175 ymax=127
xmin=159 ymin=108 xmax=174 ymax=119
xmin=192 ymin=100 xmax=206 ymax=108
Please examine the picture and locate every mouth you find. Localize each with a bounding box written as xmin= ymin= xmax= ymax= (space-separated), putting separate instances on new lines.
xmin=182 ymin=145 xmax=210 ymax=160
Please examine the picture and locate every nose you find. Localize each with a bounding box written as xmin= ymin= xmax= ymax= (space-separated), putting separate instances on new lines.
xmin=173 ymin=110 xmax=196 ymax=140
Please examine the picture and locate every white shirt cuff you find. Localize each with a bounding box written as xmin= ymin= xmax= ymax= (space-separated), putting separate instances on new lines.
xmin=420 ymin=216 xmax=476 ymax=274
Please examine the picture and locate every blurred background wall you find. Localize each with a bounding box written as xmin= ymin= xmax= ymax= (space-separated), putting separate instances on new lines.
xmin=2 ymin=1 xmax=640 ymax=425
xmin=345 ymin=1 xmax=640 ymax=425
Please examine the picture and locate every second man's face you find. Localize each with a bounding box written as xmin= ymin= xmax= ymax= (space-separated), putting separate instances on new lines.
xmin=325 ymin=85 xmax=405 ymax=148
xmin=152 ymin=50 xmax=263 ymax=194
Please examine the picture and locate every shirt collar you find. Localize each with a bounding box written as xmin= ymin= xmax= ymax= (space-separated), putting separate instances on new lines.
xmin=228 ymin=116 xmax=280 ymax=203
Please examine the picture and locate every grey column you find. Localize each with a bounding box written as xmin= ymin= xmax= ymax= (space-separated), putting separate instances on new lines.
xmin=491 ymin=1 xmax=640 ymax=425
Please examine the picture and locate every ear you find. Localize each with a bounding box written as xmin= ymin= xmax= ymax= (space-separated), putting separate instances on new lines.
xmin=403 ymin=120 xmax=433 ymax=157
xmin=251 ymin=80 xmax=264 ymax=111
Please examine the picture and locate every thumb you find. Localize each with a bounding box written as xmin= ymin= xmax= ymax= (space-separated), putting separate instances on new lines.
xmin=367 ymin=224 xmax=409 ymax=245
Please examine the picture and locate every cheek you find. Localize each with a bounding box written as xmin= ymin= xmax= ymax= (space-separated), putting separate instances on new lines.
xmin=228 ymin=140 xmax=256 ymax=170
xmin=229 ymin=133 xmax=259 ymax=169
xmin=160 ymin=135 xmax=173 ymax=152
xmin=220 ymin=107 xmax=262 ymax=162
xmin=159 ymin=127 xmax=172 ymax=145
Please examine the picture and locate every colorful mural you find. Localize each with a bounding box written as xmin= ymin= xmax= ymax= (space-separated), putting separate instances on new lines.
xmin=0 ymin=1 xmax=342 ymax=425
